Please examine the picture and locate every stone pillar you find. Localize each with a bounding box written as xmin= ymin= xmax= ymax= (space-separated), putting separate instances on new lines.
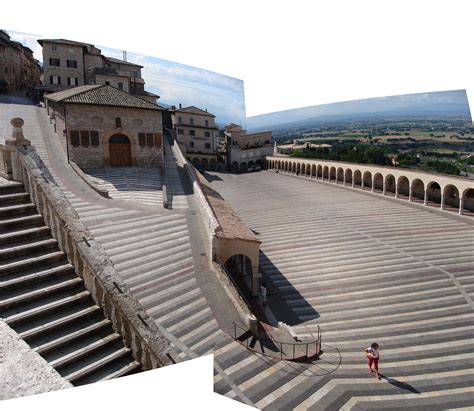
xmin=383 ymin=182 xmax=386 ymax=195
xmin=343 ymin=173 xmax=346 ymax=186
xmin=352 ymin=179 xmax=355 ymax=188
xmin=395 ymin=183 xmax=399 ymax=198
xmin=459 ymin=198 xmax=464 ymax=215
xmin=371 ymin=179 xmax=375 ymax=192
xmin=252 ymin=272 xmax=262 ymax=297
xmin=0 ymin=118 xmax=31 ymax=181
xmin=440 ymin=193 xmax=445 ymax=210
xmin=424 ymin=190 xmax=428 ymax=205
xmin=409 ymin=185 xmax=412 ymax=202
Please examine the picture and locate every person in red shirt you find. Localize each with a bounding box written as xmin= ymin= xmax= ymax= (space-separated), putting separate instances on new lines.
xmin=365 ymin=342 xmax=380 ymax=379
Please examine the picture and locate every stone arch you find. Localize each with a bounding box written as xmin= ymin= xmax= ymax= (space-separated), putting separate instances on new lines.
xmin=192 ymin=158 xmax=201 ymax=168
xmin=411 ymin=179 xmax=424 ymax=203
xmin=297 ymin=163 xmax=301 ymax=175
xmin=248 ymin=160 xmax=255 ymax=169
xmin=426 ymin=181 xmax=441 ymax=207
xmin=240 ymin=162 xmax=248 ymax=173
xmin=311 ymin=164 xmax=317 ymax=178
xmin=209 ymin=158 xmax=217 ymax=171
xmin=329 ymin=167 xmax=336 ymax=182
xmin=292 ymin=162 xmax=297 ymax=174
xmin=256 ymin=159 xmax=262 ymax=167
xmin=353 ymin=170 xmax=362 ymax=188
xmin=363 ymin=171 xmax=372 ymax=190
xmin=201 ymin=158 xmax=209 ymax=171
xmin=231 ymin=161 xmax=239 ymax=173
xmin=336 ymin=167 xmax=344 ymax=184
xmin=397 ymin=176 xmax=410 ymax=198
xmin=317 ymin=165 xmax=323 ymax=179
xmin=443 ymin=184 xmax=460 ymax=210
xmin=344 ymin=169 xmax=353 ymax=186
xmin=373 ymin=173 xmax=383 ymax=192
xmin=323 ymin=166 xmax=329 ymax=180
xmin=102 ymin=129 xmax=137 ymax=167
xmin=461 ymin=188 xmax=474 ymax=214
xmin=385 ymin=174 xmax=396 ymax=195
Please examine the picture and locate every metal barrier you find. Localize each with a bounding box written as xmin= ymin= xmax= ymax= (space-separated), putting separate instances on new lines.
xmin=232 ymin=321 xmax=322 ymax=362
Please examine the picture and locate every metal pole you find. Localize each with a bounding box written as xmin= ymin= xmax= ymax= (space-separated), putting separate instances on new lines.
xmin=280 ymin=343 xmax=283 ymax=360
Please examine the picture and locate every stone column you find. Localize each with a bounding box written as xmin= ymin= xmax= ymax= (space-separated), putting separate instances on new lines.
xmin=371 ymin=178 xmax=375 ymax=192
xmin=395 ymin=183 xmax=399 ymax=198
xmin=383 ymin=182 xmax=386 ymax=195
xmin=0 ymin=118 xmax=31 ymax=181
xmin=343 ymin=173 xmax=346 ymax=186
xmin=252 ymin=272 xmax=262 ymax=297
xmin=459 ymin=198 xmax=464 ymax=215
xmin=352 ymin=179 xmax=355 ymax=188
xmin=408 ymin=185 xmax=412 ymax=202
xmin=424 ymin=190 xmax=428 ymax=205
xmin=440 ymin=193 xmax=445 ymax=210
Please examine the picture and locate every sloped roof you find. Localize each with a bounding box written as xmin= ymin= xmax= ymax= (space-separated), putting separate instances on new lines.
xmin=37 ymin=38 xmax=92 ymax=48
xmin=105 ymin=56 xmax=143 ymax=68
xmin=45 ymin=85 xmax=163 ymax=110
xmin=177 ymin=106 xmax=215 ymax=117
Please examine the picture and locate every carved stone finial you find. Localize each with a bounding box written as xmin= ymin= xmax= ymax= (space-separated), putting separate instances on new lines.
xmin=7 ymin=117 xmax=31 ymax=146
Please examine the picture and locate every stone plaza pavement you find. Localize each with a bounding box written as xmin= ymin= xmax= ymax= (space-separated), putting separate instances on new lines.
xmin=1 ymin=96 xmax=474 ymax=409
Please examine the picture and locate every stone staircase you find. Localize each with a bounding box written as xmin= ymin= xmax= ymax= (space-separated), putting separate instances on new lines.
xmin=0 ymin=182 xmax=142 ymax=386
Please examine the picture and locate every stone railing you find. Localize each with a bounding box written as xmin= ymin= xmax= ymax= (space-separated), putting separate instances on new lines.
xmin=1 ymin=118 xmax=176 ymax=370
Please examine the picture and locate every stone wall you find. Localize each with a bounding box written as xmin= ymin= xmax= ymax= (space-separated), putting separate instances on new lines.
xmin=16 ymin=146 xmax=174 ymax=370
xmin=48 ymin=103 xmax=163 ymax=169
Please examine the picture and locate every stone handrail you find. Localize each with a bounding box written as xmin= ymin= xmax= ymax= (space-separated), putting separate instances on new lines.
xmin=69 ymin=161 xmax=110 ymax=198
xmin=0 ymin=118 xmax=176 ymax=370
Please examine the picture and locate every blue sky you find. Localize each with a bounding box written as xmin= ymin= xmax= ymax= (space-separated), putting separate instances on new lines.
xmin=8 ymin=30 xmax=247 ymax=125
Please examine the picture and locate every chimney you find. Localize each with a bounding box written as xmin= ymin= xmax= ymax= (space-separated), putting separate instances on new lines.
xmin=179 ymin=103 xmax=182 ymax=109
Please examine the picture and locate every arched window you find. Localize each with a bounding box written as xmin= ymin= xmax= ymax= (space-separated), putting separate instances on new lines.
xmin=115 ymin=117 xmax=122 ymax=128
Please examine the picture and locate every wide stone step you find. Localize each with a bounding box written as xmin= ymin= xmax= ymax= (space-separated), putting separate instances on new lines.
xmin=0 ymin=276 xmax=83 ymax=310
xmin=0 ymin=203 xmax=37 ymax=218
xmin=34 ymin=318 xmax=112 ymax=355
xmin=0 ymin=192 xmax=30 ymax=206
xmin=0 ymin=238 xmax=58 ymax=261
xmin=0 ymin=226 xmax=50 ymax=246
xmin=0 ymin=251 xmax=66 ymax=276
xmin=19 ymin=305 xmax=102 ymax=341
xmin=99 ymin=360 xmax=142 ymax=381
xmin=49 ymin=332 xmax=122 ymax=370
xmin=0 ymin=263 xmax=74 ymax=291
xmin=62 ymin=347 xmax=133 ymax=385
xmin=4 ymin=290 xmax=91 ymax=326
xmin=0 ymin=213 xmax=45 ymax=232
xmin=0 ymin=182 xmax=24 ymax=195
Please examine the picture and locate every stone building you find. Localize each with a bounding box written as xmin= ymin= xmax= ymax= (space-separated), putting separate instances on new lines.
xmin=38 ymin=39 xmax=158 ymax=103
xmin=173 ymin=105 xmax=219 ymax=171
xmin=0 ymin=30 xmax=41 ymax=92
xmin=224 ymin=124 xmax=273 ymax=172
xmin=44 ymin=84 xmax=164 ymax=169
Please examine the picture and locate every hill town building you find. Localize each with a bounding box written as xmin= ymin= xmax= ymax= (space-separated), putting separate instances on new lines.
xmin=38 ymin=39 xmax=158 ymax=103
xmin=44 ymin=84 xmax=164 ymax=169
xmin=173 ymin=105 xmax=219 ymax=171
xmin=0 ymin=30 xmax=41 ymax=92
xmin=224 ymin=123 xmax=273 ymax=172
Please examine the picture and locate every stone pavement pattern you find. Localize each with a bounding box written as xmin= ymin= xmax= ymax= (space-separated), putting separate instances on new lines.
xmin=2 ymin=96 xmax=474 ymax=409
xmin=206 ymin=170 xmax=474 ymax=410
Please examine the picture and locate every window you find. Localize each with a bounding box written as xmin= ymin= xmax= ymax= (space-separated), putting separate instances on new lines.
xmin=115 ymin=117 xmax=121 ymax=128
xmin=67 ymin=77 xmax=78 ymax=86
xmin=189 ymin=129 xmax=195 ymax=136
xmin=70 ymin=130 xmax=80 ymax=147
xmin=204 ymin=131 xmax=210 ymax=137
xmin=49 ymin=58 xmax=60 ymax=67
xmin=118 ymin=82 xmax=123 ymax=90
xmin=80 ymin=131 xmax=90 ymax=147
xmin=50 ymin=75 xmax=61 ymax=85
xmin=66 ymin=60 xmax=77 ymax=68
xmin=133 ymin=71 xmax=138 ymax=77
xmin=189 ymin=141 xmax=194 ymax=148
xmin=138 ymin=132 xmax=146 ymax=147
xmin=154 ymin=133 xmax=162 ymax=147
xmin=52 ymin=46 xmax=57 ymax=51
xmin=205 ymin=119 xmax=209 ymax=127
xmin=264 ymin=140 xmax=270 ymax=145
xmin=178 ymin=116 xmax=182 ymax=124
xmin=205 ymin=143 xmax=211 ymax=149
xmin=90 ymin=131 xmax=99 ymax=146
xmin=105 ymin=81 xmax=110 ymax=86
xmin=189 ymin=118 xmax=194 ymax=125
xmin=177 ymin=128 xmax=184 ymax=135
xmin=146 ymin=133 xmax=154 ymax=147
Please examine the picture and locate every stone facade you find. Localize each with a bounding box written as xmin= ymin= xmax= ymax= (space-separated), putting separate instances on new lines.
xmin=45 ymin=86 xmax=164 ymax=169
xmin=0 ymin=30 xmax=41 ymax=92
xmin=173 ymin=105 xmax=219 ymax=170
xmin=224 ymin=124 xmax=273 ymax=172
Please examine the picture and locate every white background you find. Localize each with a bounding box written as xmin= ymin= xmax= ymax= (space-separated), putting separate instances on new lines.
xmin=1 ymin=1 xmax=473 ymax=410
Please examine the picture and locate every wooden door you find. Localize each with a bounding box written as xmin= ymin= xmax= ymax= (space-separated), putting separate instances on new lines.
xmin=109 ymin=142 xmax=131 ymax=166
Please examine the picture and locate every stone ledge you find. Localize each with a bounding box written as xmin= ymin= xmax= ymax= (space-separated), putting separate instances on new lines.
xmin=69 ymin=161 xmax=110 ymax=198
